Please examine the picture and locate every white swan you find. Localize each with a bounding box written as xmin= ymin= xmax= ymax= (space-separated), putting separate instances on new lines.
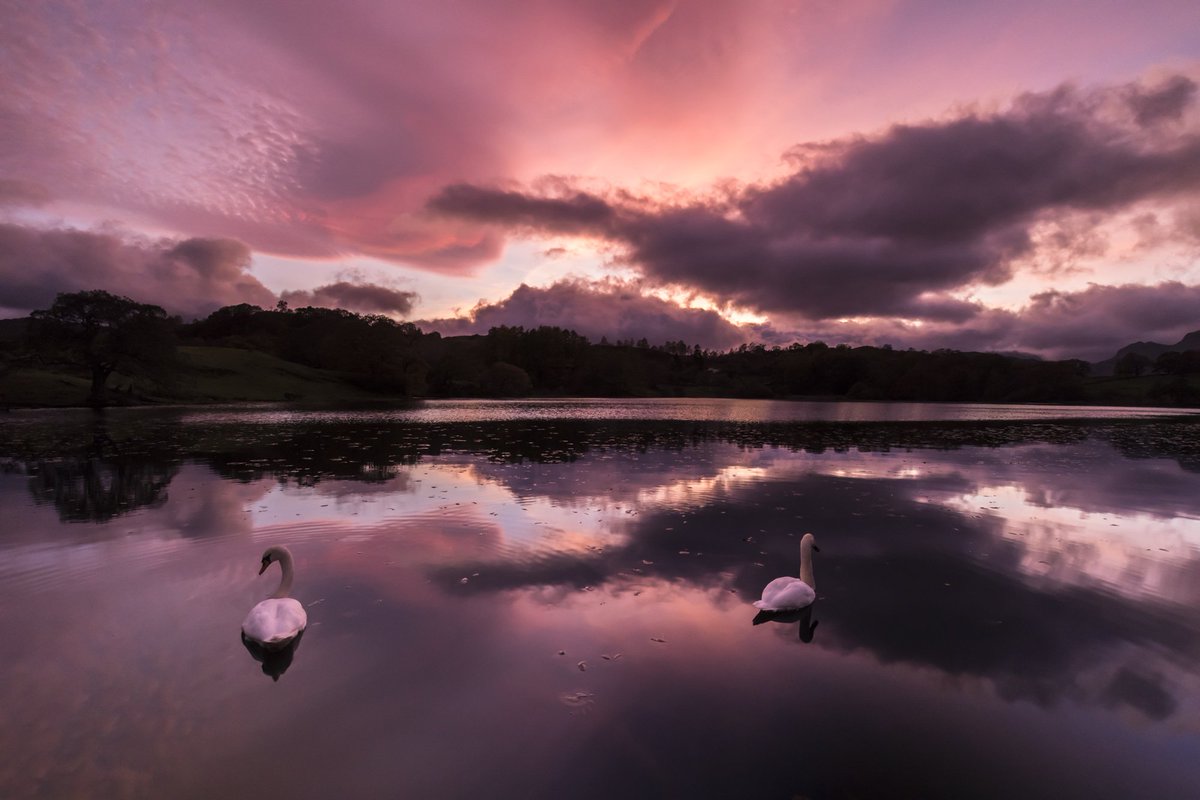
xmin=241 ymin=545 xmax=307 ymax=651
xmin=754 ymin=533 xmax=819 ymax=611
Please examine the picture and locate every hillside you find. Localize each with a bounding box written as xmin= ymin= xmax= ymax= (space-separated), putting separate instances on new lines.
xmin=0 ymin=345 xmax=398 ymax=408
xmin=1092 ymin=330 xmax=1200 ymax=376
xmin=4 ymin=296 xmax=1199 ymax=409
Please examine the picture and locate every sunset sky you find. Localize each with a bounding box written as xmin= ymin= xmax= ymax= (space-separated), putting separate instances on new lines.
xmin=2 ymin=0 xmax=1199 ymax=360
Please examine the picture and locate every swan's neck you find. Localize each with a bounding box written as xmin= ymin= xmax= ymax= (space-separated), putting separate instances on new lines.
xmin=799 ymin=541 xmax=815 ymax=592
xmin=271 ymin=550 xmax=295 ymax=599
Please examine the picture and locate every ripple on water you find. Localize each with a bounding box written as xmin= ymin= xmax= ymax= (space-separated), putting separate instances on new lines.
xmin=163 ymin=398 xmax=1200 ymax=426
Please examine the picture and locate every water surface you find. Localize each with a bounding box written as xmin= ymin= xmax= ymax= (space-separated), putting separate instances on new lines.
xmin=3 ymin=400 xmax=1200 ymax=799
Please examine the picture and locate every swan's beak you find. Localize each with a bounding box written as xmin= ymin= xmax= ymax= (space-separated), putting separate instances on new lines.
xmin=258 ymin=559 xmax=269 ymax=575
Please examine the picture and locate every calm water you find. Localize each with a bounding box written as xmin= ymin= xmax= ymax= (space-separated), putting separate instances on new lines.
xmin=3 ymin=400 xmax=1200 ymax=799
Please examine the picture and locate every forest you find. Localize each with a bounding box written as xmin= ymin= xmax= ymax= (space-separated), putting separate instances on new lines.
xmin=2 ymin=290 xmax=1199 ymax=408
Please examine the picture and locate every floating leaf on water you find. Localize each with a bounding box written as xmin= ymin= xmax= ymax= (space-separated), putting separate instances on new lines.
xmin=460 ymin=577 xmax=469 ymax=584
xmin=650 ymin=637 xmax=667 ymax=643
xmin=559 ymin=691 xmax=595 ymax=712
xmin=577 ymin=660 xmax=587 ymax=671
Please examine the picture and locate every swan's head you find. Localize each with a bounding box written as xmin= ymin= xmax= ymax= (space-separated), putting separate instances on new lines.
xmin=801 ymin=533 xmax=820 ymax=553
xmin=258 ymin=545 xmax=290 ymax=575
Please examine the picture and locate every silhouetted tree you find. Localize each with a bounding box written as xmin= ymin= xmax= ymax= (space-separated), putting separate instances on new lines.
xmin=480 ymin=362 xmax=532 ymax=397
xmin=1115 ymin=352 xmax=1152 ymax=377
xmin=30 ymin=290 xmax=176 ymax=407
xmin=1154 ymin=350 xmax=1200 ymax=376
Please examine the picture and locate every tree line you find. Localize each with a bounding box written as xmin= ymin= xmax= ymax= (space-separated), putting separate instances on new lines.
xmin=9 ymin=289 xmax=1200 ymax=407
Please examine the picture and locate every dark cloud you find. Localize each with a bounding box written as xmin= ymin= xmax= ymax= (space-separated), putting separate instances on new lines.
xmin=429 ymin=76 xmax=1200 ymax=323
xmin=1013 ymin=281 xmax=1200 ymax=360
xmin=1102 ymin=668 xmax=1178 ymax=720
xmin=0 ymin=223 xmax=275 ymax=318
xmin=281 ymin=281 xmax=418 ymax=315
xmin=419 ymin=279 xmax=752 ymax=348
xmin=427 ymin=184 xmax=617 ymax=233
xmin=1126 ymin=74 xmax=1197 ymax=126
xmin=773 ymin=280 xmax=1200 ymax=361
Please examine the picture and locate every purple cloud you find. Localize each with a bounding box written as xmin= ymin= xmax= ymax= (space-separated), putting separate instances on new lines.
xmin=420 ymin=279 xmax=753 ymax=349
xmin=281 ymin=282 xmax=418 ymax=315
xmin=0 ymin=223 xmax=275 ymax=318
xmin=429 ymin=76 xmax=1200 ymax=322
xmin=773 ymin=282 xmax=1200 ymax=362
xmin=1125 ymin=75 xmax=1197 ymax=126
xmin=1010 ymin=281 xmax=1200 ymax=360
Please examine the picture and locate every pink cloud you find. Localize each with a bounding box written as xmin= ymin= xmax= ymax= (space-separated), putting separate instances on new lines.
xmin=5 ymin=0 xmax=1195 ymax=274
xmin=420 ymin=279 xmax=751 ymax=350
xmin=1 ymin=0 xmax=780 ymax=268
xmin=4 ymin=1 xmax=1200 ymax=361
xmin=0 ymin=179 xmax=50 ymax=207
xmin=430 ymin=76 xmax=1200 ymax=324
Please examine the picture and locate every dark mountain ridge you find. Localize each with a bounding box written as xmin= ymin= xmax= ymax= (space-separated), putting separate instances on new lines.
xmin=1092 ymin=330 xmax=1200 ymax=376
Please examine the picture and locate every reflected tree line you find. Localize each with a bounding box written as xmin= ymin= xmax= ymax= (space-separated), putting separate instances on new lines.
xmin=10 ymin=421 xmax=180 ymax=522
xmin=4 ymin=412 xmax=1200 ymax=716
xmin=5 ymin=412 xmax=1200 ymax=525
xmin=9 ymin=290 xmax=1199 ymax=406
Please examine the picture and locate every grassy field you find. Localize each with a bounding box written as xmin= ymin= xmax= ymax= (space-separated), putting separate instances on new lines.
xmin=0 ymin=346 xmax=397 ymax=408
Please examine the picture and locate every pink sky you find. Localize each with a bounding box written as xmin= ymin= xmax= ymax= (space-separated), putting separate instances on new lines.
xmin=2 ymin=0 xmax=1199 ymax=359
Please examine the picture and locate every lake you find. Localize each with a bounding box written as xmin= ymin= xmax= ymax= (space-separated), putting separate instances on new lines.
xmin=3 ymin=399 xmax=1200 ymax=799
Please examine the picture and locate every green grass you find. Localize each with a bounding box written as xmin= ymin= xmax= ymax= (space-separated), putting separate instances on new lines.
xmin=5 ymin=345 xmax=1198 ymax=409
xmin=0 ymin=368 xmax=92 ymax=407
xmin=164 ymin=346 xmax=387 ymax=403
xmin=0 ymin=346 xmax=398 ymax=408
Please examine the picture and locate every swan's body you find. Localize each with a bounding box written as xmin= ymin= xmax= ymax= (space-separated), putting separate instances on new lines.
xmin=754 ymin=533 xmax=819 ymax=611
xmin=241 ymin=545 xmax=307 ymax=651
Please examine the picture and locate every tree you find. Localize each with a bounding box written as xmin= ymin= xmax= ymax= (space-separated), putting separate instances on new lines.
xmin=1114 ymin=351 xmax=1151 ymax=377
xmin=1154 ymin=350 xmax=1200 ymax=376
xmin=479 ymin=361 xmax=532 ymax=397
xmin=30 ymin=290 xmax=176 ymax=407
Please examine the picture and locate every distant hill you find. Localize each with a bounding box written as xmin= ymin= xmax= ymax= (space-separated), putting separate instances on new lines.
xmin=1092 ymin=330 xmax=1200 ymax=376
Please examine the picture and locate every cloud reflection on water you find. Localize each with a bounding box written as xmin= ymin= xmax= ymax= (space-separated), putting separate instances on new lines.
xmin=5 ymin=410 xmax=1200 ymax=797
xmin=137 ymin=420 xmax=1200 ymax=726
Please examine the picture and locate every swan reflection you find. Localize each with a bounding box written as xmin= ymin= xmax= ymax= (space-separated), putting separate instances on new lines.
xmin=753 ymin=604 xmax=820 ymax=642
xmin=241 ymin=630 xmax=304 ymax=681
